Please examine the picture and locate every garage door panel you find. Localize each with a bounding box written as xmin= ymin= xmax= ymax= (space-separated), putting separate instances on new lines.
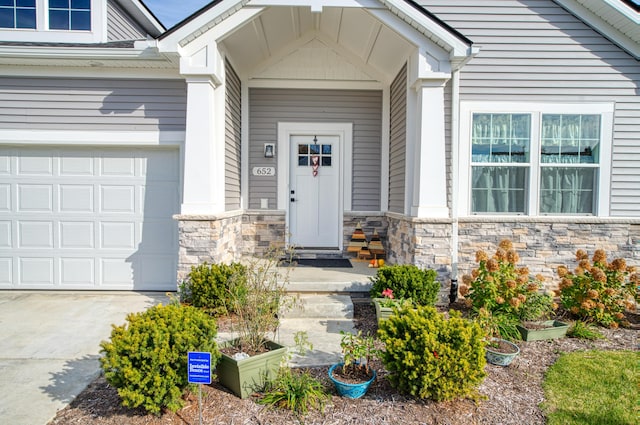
xmin=60 ymin=222 xmax=94 ymax=249
xmin=20 ymin=257 xmax=54 ymax=285
xmin=101 ymin=222 xmax=135 ymax=249
xmin=0 ymin=155 xmax=9 ymax=174
xmin=1 ymin=147 xmax=179 ymax=290
xmin=60 ymin=258 xmax=95 ymax=285
xmin=101 ymin=259 xmax=134 ymax=287
xmin=142 ymin=150 xmax=178 ymax=181
xmin=0 ymin=257 xmax=11 ymax=286
xmin=60 ymin=156 xmax=93 ymax=176
xmin=142 ymin=185 xmax=179 ymax=218
xmin=18 ymin=221 xmax=53 ymax=248
xmin=138 ymin=221 xmax=177 ymax=253
xmin=60 ymin=185 xmax=94 ymax=212
xmin=0 ymin=184 xmax=10 ymax=211
xmin=18 ymin=184 xmax=53 ymax=212
xmin=0 ymin=221 xmax=11 ymax=247
xmin=101 ymin=157 xmax=135 ymax=176
xmin=100 ymin=185 xmax=135 ymax=213
xmin=138 ymin=255 xmax=176 ymax=289
xmin=18 ymin=155 xmax=53 ymax=175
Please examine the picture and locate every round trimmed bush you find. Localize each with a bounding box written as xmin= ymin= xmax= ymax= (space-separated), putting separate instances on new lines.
xmin=369 ymin=264 xmax=440 ymax=306
xmin=377 ymin=305 xmax=486 ymax=401
xmin=180 ymin=262 xmax=247 ymax=315
xmin=100 ymin=304 xmax=220 ymax=415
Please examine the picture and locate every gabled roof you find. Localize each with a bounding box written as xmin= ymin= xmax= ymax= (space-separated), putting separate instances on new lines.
xmin=157 ymin=0 xmax=472 ymax=56
xmin=555 ymin=0 xmax=640 ymax=58
xmin=119 ymin=0 xmax=166 ymax=36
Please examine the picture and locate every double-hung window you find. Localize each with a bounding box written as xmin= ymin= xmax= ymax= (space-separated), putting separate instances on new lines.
xmin=460 ymin=103 xmax=613 ymax=216
xmin=0 ymin=0 xmax=93 ymax=33
xmin=49 ymin=0 xmax=90 ymax=31
xmin=0 ymin=0 xmax=36 ymax=29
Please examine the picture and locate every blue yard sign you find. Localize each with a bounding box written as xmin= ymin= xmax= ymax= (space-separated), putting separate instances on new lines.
xmin=187 ymin=351 xmax=212 ymax=385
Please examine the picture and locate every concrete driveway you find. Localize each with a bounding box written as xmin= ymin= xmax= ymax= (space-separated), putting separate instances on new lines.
xmin=0 ymin=291 xmax=168 ymax=425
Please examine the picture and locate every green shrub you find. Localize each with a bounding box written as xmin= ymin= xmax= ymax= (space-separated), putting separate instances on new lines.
xmin=557 ymin=249 xmax=639 ymax=328
xmin=258 ymin=368 xmax=328 ymax=415
xmin=369 ymin=264 xmax=440 ymax=306
xmin=377 ymin=305 xmax=486 ymax=401
xmin=567 ymin=320 xmax=604 ymax=340
xmin=100 ymin=304 xmax=220 ymax=415
xmin=180 ymin=262 xmax=247 ymax=315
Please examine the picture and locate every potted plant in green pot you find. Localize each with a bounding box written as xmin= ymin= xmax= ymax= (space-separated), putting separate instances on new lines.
xmin=216 ymin=251 xmax=297 ymax=399
xmin=328 ymin=330 xmax=378 ymax=399
xmin=515 ymin=289 xmax=568 ymax=341
xmin=370 ymin=264 xmax=439 ymax=323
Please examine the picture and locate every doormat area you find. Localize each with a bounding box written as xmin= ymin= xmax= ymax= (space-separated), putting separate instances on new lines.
xmin=280 ymin=258 xmax=353 ymax=268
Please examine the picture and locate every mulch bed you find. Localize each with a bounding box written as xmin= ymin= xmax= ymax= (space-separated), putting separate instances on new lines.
xmin=49 ymin=302 xmax=638 ymax=425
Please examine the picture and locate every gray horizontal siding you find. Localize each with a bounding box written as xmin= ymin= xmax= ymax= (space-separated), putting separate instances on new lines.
xmin=249 ymin=88 xmax=383 ymax=211
xmin=225 ymin=61 xmax=242 ymax=211
xmin=107 ymin=0 xmax=146 ymax=41
xmin=0 ymin=77 xmax=187 ymax=131
xmin=388 ymin=64 xmax=406 ymax=214
xmin=421 ymin=0 xmax=640 ymax=217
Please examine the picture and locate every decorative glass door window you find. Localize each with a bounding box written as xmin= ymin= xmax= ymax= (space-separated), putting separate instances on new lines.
xmin=297 ymin=143 xmax=332 ymax=167
xmin=0 ymin=0 xmax=36 ymax=29
xmin=471 ymin=113 xmax=531 ymax=213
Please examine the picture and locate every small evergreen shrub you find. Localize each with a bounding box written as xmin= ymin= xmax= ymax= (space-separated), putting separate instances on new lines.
xmin=369 ymin=264 xmax=440 ymax=306
xmin=100 ymin=304 xmax=220 ymax=415
xmin=180 ymin=262 xmax=247 ymax=315
xmin=377 ymin=305 xmax=486 ymax=401
xmin=557 ymin=249 xmax=639 ymax=328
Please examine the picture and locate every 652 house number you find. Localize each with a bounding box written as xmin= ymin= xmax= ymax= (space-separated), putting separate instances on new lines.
xmin=252 ymin=167 xmax=276 ymax=176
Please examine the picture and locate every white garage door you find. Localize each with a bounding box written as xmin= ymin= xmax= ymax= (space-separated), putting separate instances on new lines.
xmin=0 ymin=146 xmax=180 ymax=290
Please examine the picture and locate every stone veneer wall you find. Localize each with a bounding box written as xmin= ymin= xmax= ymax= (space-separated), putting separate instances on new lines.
xmin=385 ymin=213 xmax=454 ymax=303
xmin=241 ymin=211 xmax=286 ymax=256
xmin=175 ymin=212 xmax=243 ymax=281
xmin=343 ymin=213 xmax=388 ymax=255
xmin=457 ymin=218 xmax=640 ymax=289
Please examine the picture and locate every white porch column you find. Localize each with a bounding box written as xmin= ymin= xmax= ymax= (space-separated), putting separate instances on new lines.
xmin=181 ymin=76 xmax=225 ymax=214
xmin=179 ymin=44 xmax=225 ymax=215
xmin=410 ymin=79 xmax=449 ymax=218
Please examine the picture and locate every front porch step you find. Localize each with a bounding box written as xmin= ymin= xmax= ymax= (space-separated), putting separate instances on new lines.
xmin=282 ymin=294 xmax=353 ymax=319
xmin=278 ymin=318 xmax=355 ymax=367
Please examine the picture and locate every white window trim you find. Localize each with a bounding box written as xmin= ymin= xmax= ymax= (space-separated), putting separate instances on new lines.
xmin=458 ymin=101 xmax=613 ymax=217
xmin=0 ymin=0 xmax=106 ymax=43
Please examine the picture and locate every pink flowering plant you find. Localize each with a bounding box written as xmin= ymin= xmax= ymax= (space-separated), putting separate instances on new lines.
xmin=378 ymin=288 xmax=400 ymax=307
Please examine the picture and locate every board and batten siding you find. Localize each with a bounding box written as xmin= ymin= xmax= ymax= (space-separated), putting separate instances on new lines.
xmin=249 ymin=88 xmax=383 ymax=211
xmin=388 ymin=64 xmax=407 ymax=214
xmin=420 ymin=0 xmax=640 ymax=217
xmin=225 ymin=61 xmax=242 ymax=211
xmin=0 ymin=77 xmax=187 ymax=132
xmin=107 ymin=0 xmax=146 ymax=41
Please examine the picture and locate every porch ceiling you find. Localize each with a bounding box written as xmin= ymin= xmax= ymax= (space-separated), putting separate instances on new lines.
xmin=218 ymin=6 xmax=415 ymax=82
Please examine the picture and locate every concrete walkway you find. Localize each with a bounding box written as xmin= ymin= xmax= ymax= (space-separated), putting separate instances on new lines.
xmin=0 ymin=291 xmax=168 ymax=425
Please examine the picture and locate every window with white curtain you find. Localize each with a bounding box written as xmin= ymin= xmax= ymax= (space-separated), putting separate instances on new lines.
xmin=461 ymin=103 xmax=613 ymax=216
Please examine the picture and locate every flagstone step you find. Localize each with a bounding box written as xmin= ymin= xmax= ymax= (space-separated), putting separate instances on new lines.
xmin=282 ymin=294 xmax=354 ymax=319
xmin=278 ymin=318 xmax=354 ymax=367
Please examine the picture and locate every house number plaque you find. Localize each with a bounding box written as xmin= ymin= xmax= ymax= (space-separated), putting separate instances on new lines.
xmin=252 ymin=167 xmax=276 ymax=176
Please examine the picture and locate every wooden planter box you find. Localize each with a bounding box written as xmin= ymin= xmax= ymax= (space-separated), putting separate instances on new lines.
xmin=217 ymin=340 xmax=287 ymax=399
xmin=517 ymin=320 xmax=569 ymax=341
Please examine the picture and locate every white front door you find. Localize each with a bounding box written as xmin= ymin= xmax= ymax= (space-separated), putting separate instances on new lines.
xmin=289 ymin=134 xmax=340 ymax=248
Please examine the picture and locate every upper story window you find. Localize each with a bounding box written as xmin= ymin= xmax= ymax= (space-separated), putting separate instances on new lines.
xmin=460 ymin=102 xmax=613 ymax=217
xmin=49 ymin=0 xmax=90 ymax=31
xmin=0 ymin=0 xmax=37 ymax=29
